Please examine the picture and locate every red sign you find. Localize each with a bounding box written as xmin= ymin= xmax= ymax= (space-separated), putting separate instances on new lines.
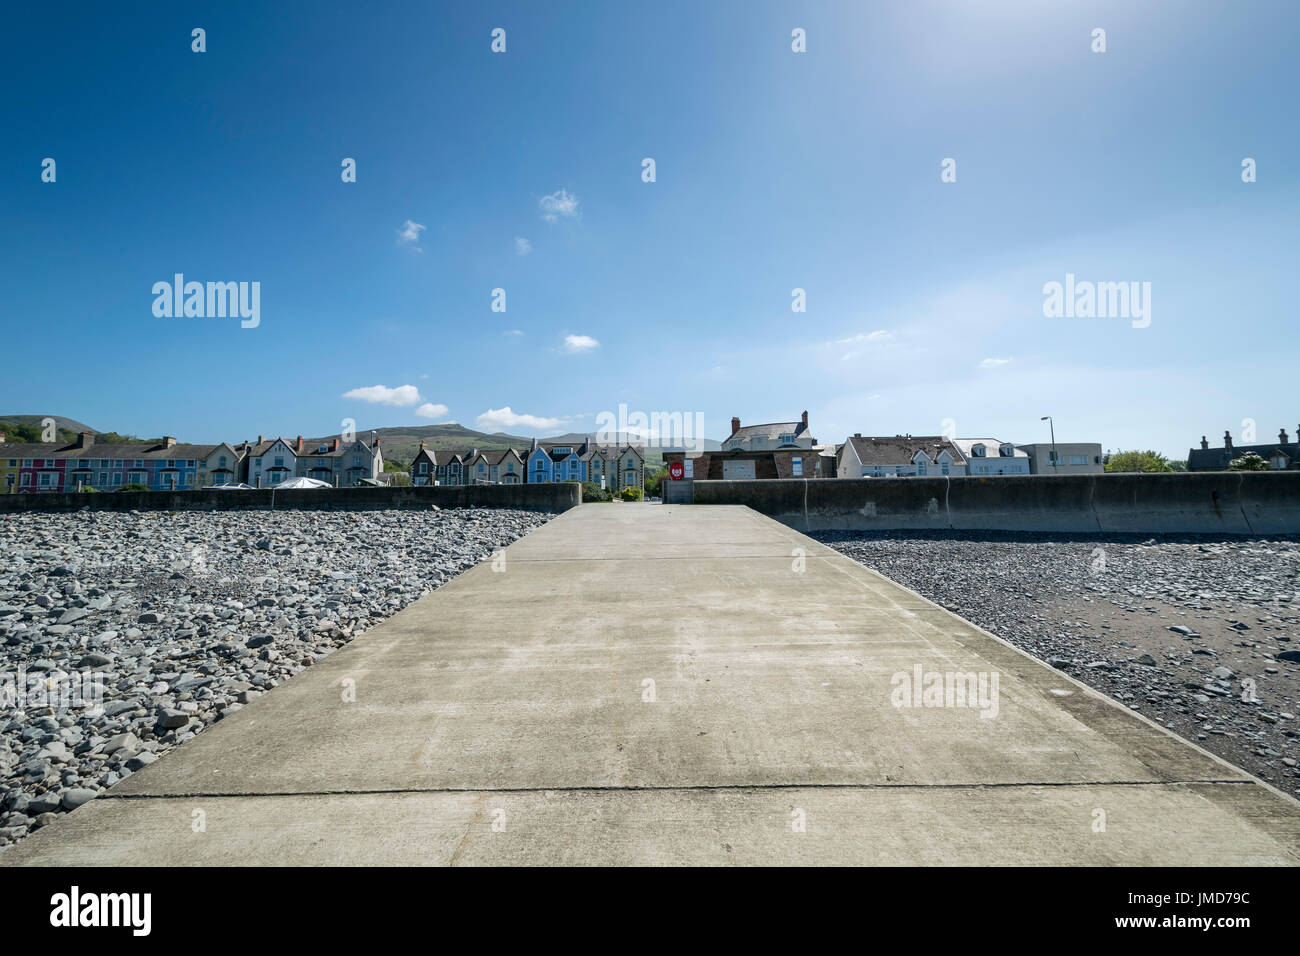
xmin=668 ymin=462 xmax=685 ymax=481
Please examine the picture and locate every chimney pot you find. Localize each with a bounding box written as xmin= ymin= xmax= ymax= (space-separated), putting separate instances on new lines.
xmin=1282 ymin=429 xmax=1290 ymax=444
xmin=1224 ymin=430 xmax=1233 ymax=450
xmin=1200 ymin=436 xmax=1208 ymax=450
xmin=730 ymin=417 xmax=741 ymax=435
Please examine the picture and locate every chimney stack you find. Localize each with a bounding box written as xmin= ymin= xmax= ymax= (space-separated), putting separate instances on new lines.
xmin=801 ymin=410 xmax=808 ymax=427
xmin=1224 ymin=430 xmax=1233 ymax=451
xmin=256 ymin=435 xmax=264 ymax=445
xmin=730 ymin=416 xmax=741 ymax=435
xmin=76 ymin=431 xmax=94 ymax=448
xmin=296 ymin=435 xmax=303 ymax=452
xmin=1200 ymin=436 xmax=1208 ymax=450
xmin=1281 ymin=429 xmax=1290 ymax=445
xmin=372 ymin=437 xmax=381 ymax=448
xmin=162 ymin=436 xmax=176 ymax=448
xmin=854 ymin=432 xmax=862 ymax=439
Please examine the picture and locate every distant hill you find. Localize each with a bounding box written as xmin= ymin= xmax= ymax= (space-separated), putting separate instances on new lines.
xmin=305 ymin=423 xmax=534 ymax=464
xmin=0 ymin=414 xmax=98 ymax=435
xmin=303 ymin=424 xmax=700 ymax=466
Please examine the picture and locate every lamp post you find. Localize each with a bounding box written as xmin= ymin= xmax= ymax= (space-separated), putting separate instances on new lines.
xmin=1040 ymin=416 xmax=1058 ymax=473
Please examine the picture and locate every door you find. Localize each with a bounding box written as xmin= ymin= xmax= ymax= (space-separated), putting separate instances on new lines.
xmin=722 ymin=459 xmax=756 ymax=480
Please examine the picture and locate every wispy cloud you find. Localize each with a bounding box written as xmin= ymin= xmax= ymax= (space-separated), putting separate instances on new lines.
xmin=832 ymin=329 xmax=893 ymax=361
xmin=515 ymin=237 xmax=532 ymax=255
xmin=540 ymin=189 xmax=580 ymax=222
xmin=414 ymin=402 xmax=449 ymax=419
xmin=979 ymin=357 xmax=1013 ymax=368
xmin=342 ymin=384 xmax=422 ymax=406
xmin=476 ymin=406 xmax=565 ymax=432
xmin=834 ymin=330 xmax=891 ymax=345
xmin=397 ymin=220 xmax=426 ymax=248
xmin=562 ymin=334 xmax=599 ymax=353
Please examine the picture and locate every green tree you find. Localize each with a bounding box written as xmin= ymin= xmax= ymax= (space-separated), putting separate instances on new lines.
xmin=1104 ymin=450 xmax=1172 ymax=473
xmin=581 ymin=481 xmax=611 ymax=502
xmin=1229 ymin=452 xmax=1269 ymax=471
xmin=643 ymin=467 xmax=668 ymax=498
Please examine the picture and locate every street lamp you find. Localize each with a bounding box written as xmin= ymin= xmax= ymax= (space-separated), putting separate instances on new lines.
xmin=1040 ymin=416 xmax=1058 ymax=473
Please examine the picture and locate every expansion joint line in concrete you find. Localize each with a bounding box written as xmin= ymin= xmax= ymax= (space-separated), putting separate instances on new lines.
xmin=100 ymin=779 xmax=1257 ymax=800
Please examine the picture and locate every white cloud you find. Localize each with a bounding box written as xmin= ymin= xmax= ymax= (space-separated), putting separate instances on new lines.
xmin=397 ymin=220 xmax=426 ymax=245
xmin=562 ymin=334 xmax=599 ymax=353
xmin=476 ymin=406 xmax=565 ymax=432
xmin=414 ymin=403 xmax=449 ymax=420
xmin=979 ymin=357 xmax=1013 ymax=368
xmin=503 ymin=329 xmax=524 ymax=337
xmin=539 ymin=189 xmax=580 ymax=222
xmin=515 ymin=237 xmax=532 ymax=255
xmin=342 ymin=384 xmax=422 ymax=407
xmin=834 ymin=330 xmax=891 ymax=345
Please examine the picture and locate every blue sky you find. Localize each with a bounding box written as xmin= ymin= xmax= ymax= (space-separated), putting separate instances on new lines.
xmin=3 ymin=0 xmax=1297 ymax=458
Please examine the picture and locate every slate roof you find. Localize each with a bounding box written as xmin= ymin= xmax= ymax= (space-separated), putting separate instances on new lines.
xmin=731 ymin=421 xmax=808 ymax=443
xmin=1187 ymin=441 xmax=1300 ymax=470
xmin=841 ymin=435 xmax=957 ymax=466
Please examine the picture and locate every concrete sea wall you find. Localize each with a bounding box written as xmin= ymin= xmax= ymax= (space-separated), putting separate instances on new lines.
xmin=0 ymin=482 xmax=582 ymax=514
xmin=688 ymin=472 xmax=1300 ymax=534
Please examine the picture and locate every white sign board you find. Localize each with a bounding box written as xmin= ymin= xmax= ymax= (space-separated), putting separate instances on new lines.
xmin=683 ymin=458 xmax=694 ymax=479
xmin=792 ymin=457 xmax=803 ymax=477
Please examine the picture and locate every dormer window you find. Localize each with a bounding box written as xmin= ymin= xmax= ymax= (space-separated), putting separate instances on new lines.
xmin=972 ymin=444 xmax=986 ymax=457
xmin=780 ymin=433 xmax=795 ymax=444
xmin=999 ymin=444 xmax=1014 ymax=457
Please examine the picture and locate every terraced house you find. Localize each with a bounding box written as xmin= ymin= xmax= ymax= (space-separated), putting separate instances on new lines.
xmin=409 ymin=439 xmax=645 ymax=491
xmin=241 ymin=434 xmax=383 ymax=487
xmin=409 ymin=445 xmax=471 ymax=486
xmin=1 ymin=432 xmax=214 ymax=492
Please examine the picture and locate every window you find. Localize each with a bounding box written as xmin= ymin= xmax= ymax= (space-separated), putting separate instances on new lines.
xmin=274 ymin=457 xmax=284 ymax=467
xmin=1069 ymin=455 xmax=1087 ymax=465
xmin=917 ymin=461 xmax=927 ymax=476
xmin=134 ymin=460 xmax=143 ymax=467
xmin=21 ymin=460 xmax=31 ymax=467
xmin=941 ymin=462 xmax=950 ymax=475
xmin=780 ymin=433 xmax=795 ymax=444
xmin=419 ymin=462 xmax=428 ymax=474
xmin=114 ymin=460 xmax=123 ymax=468
xmin=21 ymin=473 xmax=32 ymax=485
xmin=40 ymin=473 xmax=53 ymax=486
xmin=113 ymin=473 xmax=122 ymax=485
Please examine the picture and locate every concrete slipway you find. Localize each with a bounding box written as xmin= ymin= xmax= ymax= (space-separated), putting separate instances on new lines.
xmin=5 ymin=505 xmax=1299 ymax=865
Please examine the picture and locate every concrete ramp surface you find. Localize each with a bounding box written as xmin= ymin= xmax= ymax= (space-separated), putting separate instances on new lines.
xmin=5 ymin=505 xmax=1299 ymax=865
